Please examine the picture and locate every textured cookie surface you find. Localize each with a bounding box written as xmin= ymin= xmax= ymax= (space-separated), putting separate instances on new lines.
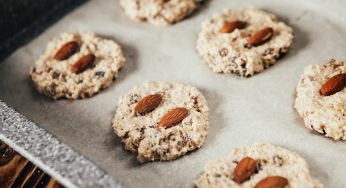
xmin=196 ymin=7 xmax=293 ymax=77
xmin=195 ymin=143 xmax=322 ymax=188
xmin=112 ymin=81 xmax=209 ymax=163
xmin=295 ymin=59 xmax=346 ymax=140
xmin=119 ymin=0 xmax=202 ymax=25
xmin=30 ymin=32 xmax=125 ymax=99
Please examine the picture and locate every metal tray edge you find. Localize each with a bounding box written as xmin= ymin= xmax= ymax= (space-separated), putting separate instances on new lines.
xmin=0 ymin=100 xmax=124 ymax=188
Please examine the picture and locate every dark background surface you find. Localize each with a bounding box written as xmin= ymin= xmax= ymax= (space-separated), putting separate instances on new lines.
xmin=0 ymin=0 xmax=87 ymax=61
xmin=0 ymin=140 xmax=65 ymax=188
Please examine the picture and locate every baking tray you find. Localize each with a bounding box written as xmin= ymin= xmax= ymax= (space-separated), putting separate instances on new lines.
xmin=1 ymin=0 xmax=346 ymax=187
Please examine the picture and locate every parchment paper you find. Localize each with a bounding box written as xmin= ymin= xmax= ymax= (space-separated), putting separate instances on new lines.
xmin=1 ymin=0 xmax=346 ymax=187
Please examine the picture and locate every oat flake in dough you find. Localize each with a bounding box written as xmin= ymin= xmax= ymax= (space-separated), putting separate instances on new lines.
xmin=119 ymin=0 xmax=202 ymax=25
xmin=294 ymin=59 xmax=346 ymax=140
xmin=112 ymin=81 xmax=209 ymax=163
xmin=195 ymin=143 xmax=323 ymax=188
xmin=30 ymin=32 xmax=125 ymax=99
xmin=197 ymin=7 xmax=294 ymax=77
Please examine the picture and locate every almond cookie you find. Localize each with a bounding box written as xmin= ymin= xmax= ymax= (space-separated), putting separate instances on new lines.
xmin=30 ymin=32 xmax=125 ymax=99
xmin=119 ymin=0 xmax=202 ymax=25
xmin=195 ymin=143 xmax=322 ymax=188
xmin=196 ymin=7 xmax=294 ymax=77
xmin=112 ymin=81 xmax=209 ymax=163
xmin=294 ymin=59 xmax=346 ymax=140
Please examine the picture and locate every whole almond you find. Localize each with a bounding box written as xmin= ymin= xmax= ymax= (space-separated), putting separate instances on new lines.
xmin=220 ymin=21 xmax=246 ymax=33
xmin=233 ymin=157 xmax=257 ymax=183
xmin=246 ymin=27 xmax=274 ymax=47
xmin=135 ymin=94 xmax=162 ymax=114
xmin=255 ymin=176 xmax=288 ymax=188
xmin=71 ymin=54 xmax=95 ymax=74
xmin=158 ymin=108 xmax=189 ymax=128
xmin=320 ymin=73 xmax=346 ymax=96
xmin=54 ymin=41 xmax=79 ymax=61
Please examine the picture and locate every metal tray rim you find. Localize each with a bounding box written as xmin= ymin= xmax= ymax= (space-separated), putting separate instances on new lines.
xmin=0 ymin=100 xmax=124 ymax=188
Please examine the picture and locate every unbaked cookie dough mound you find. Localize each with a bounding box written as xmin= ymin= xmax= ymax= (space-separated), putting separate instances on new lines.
xmin=295 ymin=59 xmax=346 ymax=140
xmin=197 ymin=7 xmax=294 ymax=77
xmin=119 ymin=0 xmax=202 ymax=25
xmin=112 ymin=81 xmax=209 ymax=163
xmin=30 ymin=32 xmax=125 ymax=99
xmin=195 ymin=143 xmax=322 ymax=188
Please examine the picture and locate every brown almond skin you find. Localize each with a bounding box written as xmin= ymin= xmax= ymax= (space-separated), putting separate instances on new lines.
xmin=158 ymin=108 xmax=189 ymax=128
xmin=246 ymin=27 xmax=274 ymax=47
xmin=220 ymin=21 xmax=246 ymax=33
xmin=255 ymin=176 xmax=288 ymax=188
xmin=135 ymin=94 xmax=162 ymax=114
xmin=233 ymin=157 xmax=257 ymax=183
xmin=159 ymin=0 xmax=170 ymax=3
xmin=320 ymin=73 xmax=346 ymax=96
xmin=71 ymin=54 xmax=95 ymax=74
xmin=54 ymin=41 xmax=79 ymax=61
